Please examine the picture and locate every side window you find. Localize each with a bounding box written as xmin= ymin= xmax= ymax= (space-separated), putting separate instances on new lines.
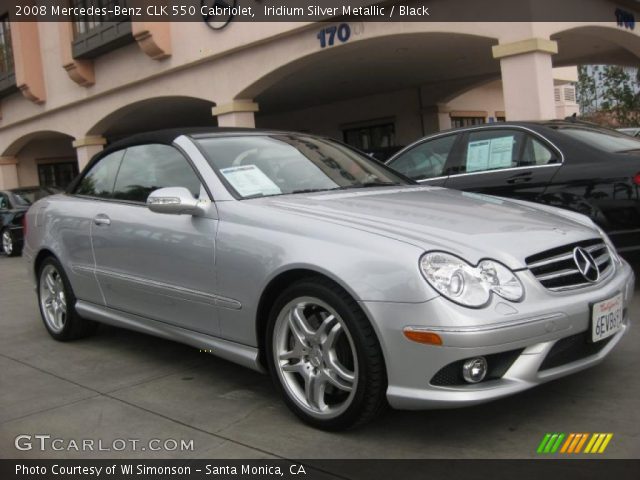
xmin=521 ymin=136 xmax=556 ymax=166
xmin=0 ymin=193 xmax=10 ymax=210
xmin=112 ymin=144 xmax=202 ymax=203
xmin=461 ymin=130 xmax=524 ymax=174
xmin=389 ymin=135 xmax=457 ymax=181
xmin=74 ymin=150 xmax=125 ymax=198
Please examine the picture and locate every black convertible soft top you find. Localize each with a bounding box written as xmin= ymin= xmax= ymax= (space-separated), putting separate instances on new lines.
xmin=100 ymin=127 xmax=270 ymax=156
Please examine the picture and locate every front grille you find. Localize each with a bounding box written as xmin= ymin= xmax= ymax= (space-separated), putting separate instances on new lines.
xmin=430 ymin=349 xmax=523 ymax=386
xmin=526 ymin=239 xmax=613 ymax=292
xmin=539 ymin=332 xmax=613 ymax=371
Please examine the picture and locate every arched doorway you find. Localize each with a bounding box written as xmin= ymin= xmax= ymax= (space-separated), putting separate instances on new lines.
xmin=87 ymin=96 xmax=218 ymax=143
xmin=1 ymin=131 xmax=76 ymax=190
xmin=237 ymin=32 xmax=500 ymax=157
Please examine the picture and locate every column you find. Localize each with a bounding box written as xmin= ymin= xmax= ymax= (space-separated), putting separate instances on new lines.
xmin=492 ymin=38 xmax=558 ymax=121
xmin=73 ymin=136 xmax=107 ymax=171
xmin=11 ymin=22 xmax=46 ymax=104
xmin=436 ymin=104 xmax=452 ymax=131
xmin=0 ymin=157 xmax=19 ymax=189
xmin=212 ymin=100 xmax=259 ymax=128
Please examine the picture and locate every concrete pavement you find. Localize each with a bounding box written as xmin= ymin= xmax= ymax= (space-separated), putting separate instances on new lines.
xmin=0 ymin=255 xmax=639 ymax=459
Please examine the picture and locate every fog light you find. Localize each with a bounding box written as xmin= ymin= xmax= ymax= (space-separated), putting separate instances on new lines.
xmin=462 ymin=357 xmax=488 ymax=383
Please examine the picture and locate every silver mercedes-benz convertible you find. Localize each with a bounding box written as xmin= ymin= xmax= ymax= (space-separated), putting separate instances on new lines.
xmin=23 ymin=129 xmax=635 ymax=430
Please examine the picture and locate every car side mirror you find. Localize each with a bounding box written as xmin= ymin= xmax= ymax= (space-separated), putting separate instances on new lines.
xmin=147 ymin=187 xmax=206 ymax=216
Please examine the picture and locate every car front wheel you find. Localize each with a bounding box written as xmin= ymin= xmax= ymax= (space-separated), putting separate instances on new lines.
xmin=266 ymin=277 xmax=387 ymax=430
xmin=1 ymin=229 xmax=18 ymax=257
xmin=37 ymin=257 xmax=97 ymax=341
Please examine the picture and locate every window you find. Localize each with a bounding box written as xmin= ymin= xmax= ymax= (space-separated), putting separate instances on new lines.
xmin=343 ymin=123 xmax=395 ymax=151
xmin=38 ymin=162 xmax=79 ymax=189
xmin=195 ymin=135 xmax=409 ymax=199
xmin=0 ymin=15 xmax=16 ymax=97
xmin=451 ymin=117 xmax=485 ymax=128
xmin=112 ymin=145 xmax=202 ymax=203
xmin=521 ymin=137 xmax=556 ymax=166
xmin=556 ymin=127 xmax=640 ymax=153
xmin=71 ymin=0 xmax=129 ymax=36
xmin=0 ymin=16 xmax=13 ymax=74
xmin=461 ymin=130 xmax=525 ymax=173
xmin=71 ymin=1 xmax=133 ymax=59
xmin=74 ymin=150 xmax=124 ymax=198
xmin=389 ymin=135 xmax=457 ymax=181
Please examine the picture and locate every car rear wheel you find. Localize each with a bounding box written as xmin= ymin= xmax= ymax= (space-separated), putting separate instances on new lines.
xmin=37 ymin=257 xmax=98 ymax=341
xmin=266 ymin=277 xmax=387 ymax=430
xmin=1 ymin=229 xmax=18 ymax=257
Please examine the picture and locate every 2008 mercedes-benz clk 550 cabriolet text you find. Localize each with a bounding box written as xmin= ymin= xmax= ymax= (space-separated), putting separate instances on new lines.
xmin=23 ymin=129 xmax=635 ymax=430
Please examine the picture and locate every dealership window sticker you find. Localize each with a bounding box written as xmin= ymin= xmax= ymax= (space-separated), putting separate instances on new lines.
xmin=466 ymin=135 xmax=515 ymax=172
xmin=220 ymin=165 xmax=281 ymax=197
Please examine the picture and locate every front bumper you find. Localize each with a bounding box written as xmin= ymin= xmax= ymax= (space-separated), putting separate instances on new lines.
xmin=361 ymin=258 xmax=635 ymax=410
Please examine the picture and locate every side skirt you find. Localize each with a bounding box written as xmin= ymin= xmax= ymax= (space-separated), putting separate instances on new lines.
xmin=75 ymin=300 xmax=264 ymax=373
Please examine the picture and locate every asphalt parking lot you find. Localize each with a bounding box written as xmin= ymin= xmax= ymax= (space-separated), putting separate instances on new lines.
xmin=1 ymin=255 xmax=639 ymax=460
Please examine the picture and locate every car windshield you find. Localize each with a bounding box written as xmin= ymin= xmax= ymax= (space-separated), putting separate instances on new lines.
xmin=195 ymin=134 xmax=411 ymax=199
xmin=557 ymin=127 xmax=640 ymax=153
xmin=10 ymin=188 xmax=55 ymax=206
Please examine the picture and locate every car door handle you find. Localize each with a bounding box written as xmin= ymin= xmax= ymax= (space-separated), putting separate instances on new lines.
xmin=93 ymin=214 xmax=111 ymax=226
xmin=507 ymin=173 xmax=533 ymax=184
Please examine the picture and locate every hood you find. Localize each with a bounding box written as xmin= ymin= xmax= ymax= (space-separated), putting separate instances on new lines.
xmin=255 ymin=186 xmax=600 ymax=269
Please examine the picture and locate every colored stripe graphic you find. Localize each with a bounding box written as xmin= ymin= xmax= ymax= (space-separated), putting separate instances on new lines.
xmin=585 ymin=433 xmax=614 ymax=454
xmin=537 ymin=433 xmax=565 ymax=453
xmin=539 ymin=433 xmax=614 ymax=454
xmin=537 ymin=433 xmax=552 ymax=453
xmin=574 ymin=433 xmax=589 ymax=453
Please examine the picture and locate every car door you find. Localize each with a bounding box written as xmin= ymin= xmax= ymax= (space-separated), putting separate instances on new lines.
xmin=90 ymin=143 xmax=219 ymax=336
xmin=387 ymin=133 xmax=462 ymax=186
xmin=0 ymin=192 xmax=11 ymax=230
xmin=62 ymin=150 xmax=126 ymax=305
xmin=444 ymin=128 xmax=561 ymax=202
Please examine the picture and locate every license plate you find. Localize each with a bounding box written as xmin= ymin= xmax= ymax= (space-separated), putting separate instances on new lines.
xmin=591 ymin=293 xmax=624 ymax=343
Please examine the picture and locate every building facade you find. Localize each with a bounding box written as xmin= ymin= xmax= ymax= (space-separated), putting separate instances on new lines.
xmin=0 ymin=0 xmax=639 ymax=190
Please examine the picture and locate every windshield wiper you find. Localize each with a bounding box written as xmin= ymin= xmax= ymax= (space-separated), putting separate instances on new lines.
xmin=348 ymin=181 xmax=401 ymax=189
xmin=289 ymin=188 xmax=340 ymax=194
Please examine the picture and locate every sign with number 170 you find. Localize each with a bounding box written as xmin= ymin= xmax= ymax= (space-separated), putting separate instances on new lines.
xmin=317 ymin=24 xmax=351 ymax=48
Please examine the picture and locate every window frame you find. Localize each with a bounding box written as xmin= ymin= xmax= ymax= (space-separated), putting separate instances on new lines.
xmin=386 ymin=132 xmax=463 ymax=182
xmin=442 ymin=125 xmax=564 ymax=178
xmin=342 ymin=121 xmax=397 ymax=152
xmin=37 ymin=161 xmax=79 ymax=190
xmin=70 ymin=143 xmax=212 ymax=206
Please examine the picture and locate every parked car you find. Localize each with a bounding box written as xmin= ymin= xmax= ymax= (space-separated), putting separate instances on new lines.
xmin=24 ymin=129 xmax=635 ymax=430
xmin=1 ymin=186 xmax=59 ymax=257
xmin=387 ymin=121 xmax=640 ymax=255
xmin=618 ymin=127 xmax=640 ymax=138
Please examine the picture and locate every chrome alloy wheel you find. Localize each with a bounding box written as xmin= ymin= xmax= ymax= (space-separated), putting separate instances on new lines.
xmin=39 ymin=264 xmax=67 ymax=333
xmin=2 ymin=230 xmax=12 ymax=255
xmin=273 ymin=297 xmax=358 ymax=419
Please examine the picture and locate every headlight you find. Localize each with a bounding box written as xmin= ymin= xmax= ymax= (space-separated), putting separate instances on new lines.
xmin=596 ymin=227 xmax=621 ymax=265
xmin=419 ymin=252 xmax=524 ymax=308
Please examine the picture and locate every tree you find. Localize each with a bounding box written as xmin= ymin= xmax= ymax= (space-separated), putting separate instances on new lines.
xmin=576 ymin=65 xmax=598 ymax=113
xmin=600 ymin=66 xmax=639 ymax=125
xmin=576 ymin=65 xmax=640 ymax=127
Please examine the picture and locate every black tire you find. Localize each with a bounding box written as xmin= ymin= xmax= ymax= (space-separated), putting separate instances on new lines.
xmin=37 ymin=256 xmax=98 ymax=341
xmin=265 ymin=276 xmax=387 ymax=430
xmin=1 ymin=228 xmax=19 ymax=257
